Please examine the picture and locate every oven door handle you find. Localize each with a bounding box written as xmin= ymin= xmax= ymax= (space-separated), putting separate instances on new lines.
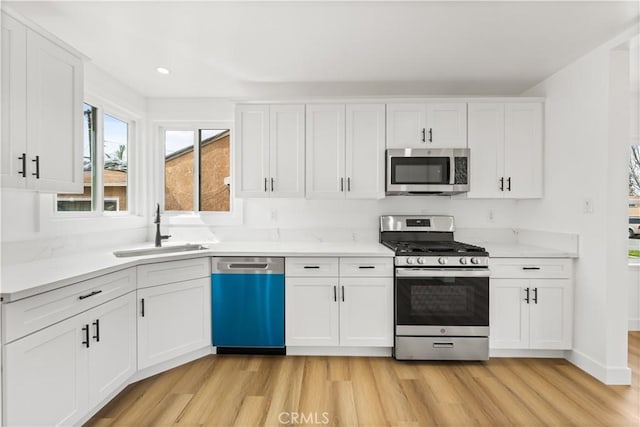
xmin=395 ymin=268 xmax=490 ymax=278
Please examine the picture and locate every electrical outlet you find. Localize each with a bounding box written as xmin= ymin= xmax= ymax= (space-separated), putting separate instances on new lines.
xmin=583 ymin=198 xmax=594 ymax=214
xmin=488 ymin=210 xmax=494 ymax=221
xmin=270 ymin=208 xmax=278 ymax=221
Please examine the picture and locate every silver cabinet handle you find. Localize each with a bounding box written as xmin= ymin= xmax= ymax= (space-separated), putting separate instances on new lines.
xmin=341 ymin=286 xmax=345 ymax=302
xmin=347 ymin=177 xmax=351 ymax=192
xmin=271 ymin=177 xmax=274 ymax=192
xmin=333 ymin=285 xmax=337 ymax=302
xmin=340 ymin=177 xmax=344 ymax=192
xmin=264 ymin=177 xmax=268 ymax=192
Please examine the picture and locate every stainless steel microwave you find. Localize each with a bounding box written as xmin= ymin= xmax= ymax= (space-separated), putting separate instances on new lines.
xmin=386 ymin=148 xmax=470 ymax=195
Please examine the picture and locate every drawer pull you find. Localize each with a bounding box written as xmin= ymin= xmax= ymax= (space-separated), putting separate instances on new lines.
xmin=358 ymin=266 xmax=375 ymax=269
xmin=303 ymin=266 xmax=320 ymax=269
xmin=522 ymin=267 xmax=541 ymax=271
xmin=433 ymin=342 xmax=454 ymax=349
xmin=78 ymin=290 xmax=103 ymax=300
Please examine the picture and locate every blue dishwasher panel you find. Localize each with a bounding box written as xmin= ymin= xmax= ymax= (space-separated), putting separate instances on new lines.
xmin=212 ymin=273 xmax=284 ymax=347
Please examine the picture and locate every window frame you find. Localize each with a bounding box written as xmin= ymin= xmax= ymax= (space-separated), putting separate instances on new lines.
xmin=155 ymin=120 xmax=242 ymax=225
xmin=53 ymin=95 xmax=136 ymax=218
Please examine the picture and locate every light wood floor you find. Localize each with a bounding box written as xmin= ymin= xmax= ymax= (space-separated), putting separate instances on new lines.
xmin=86 ymin=332 xmax=640 ymax=426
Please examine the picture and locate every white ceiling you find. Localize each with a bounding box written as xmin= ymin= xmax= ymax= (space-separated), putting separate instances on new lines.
xmin=5 ymin=1 xmax=639 ymax=99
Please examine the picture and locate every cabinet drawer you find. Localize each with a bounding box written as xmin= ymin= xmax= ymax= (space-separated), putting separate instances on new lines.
xmin=3 ymin=268 xmax=136 ymax=343
xmin=137 ymin=257 xmax=211 ymax=289
xmin=489 ymin=258 xmax=572 ymax=279
xmin=339 ymin=258 xmax=393 ymax=277
xmin=286 ymin=257 xmax=339 ymax=277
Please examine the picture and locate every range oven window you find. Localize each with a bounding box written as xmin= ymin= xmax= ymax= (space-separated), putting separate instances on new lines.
xmin=396 ymin=276 xmax=488 ymax=327
xmin=390 ymin=157 xmax=450 ymax=185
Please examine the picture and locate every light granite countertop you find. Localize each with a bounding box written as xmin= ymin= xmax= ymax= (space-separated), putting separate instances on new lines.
xmin=1 ymin=239 xmax=577 ymax=302
xmin=1 ymin=241 xmax=394 ymax=302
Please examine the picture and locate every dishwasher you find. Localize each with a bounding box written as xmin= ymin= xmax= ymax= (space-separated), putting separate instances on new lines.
xmin=211 ymin=257 xmax=285 ymax=354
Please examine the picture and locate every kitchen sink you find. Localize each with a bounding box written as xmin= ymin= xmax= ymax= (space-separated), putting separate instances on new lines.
xmin=113 ymin=243 xmax=209 ymax=257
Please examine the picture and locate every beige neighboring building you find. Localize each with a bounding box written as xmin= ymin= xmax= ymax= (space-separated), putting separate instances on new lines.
xmin=165 ymin=131 xmax=230 ymax=211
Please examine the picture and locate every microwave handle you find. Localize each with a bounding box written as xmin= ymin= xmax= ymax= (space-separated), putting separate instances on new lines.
xmin=449 ymin=155 xmax=456 ymax=184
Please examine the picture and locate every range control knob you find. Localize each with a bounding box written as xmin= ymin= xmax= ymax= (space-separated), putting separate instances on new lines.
xmin=406 ymin=257 xmax=415 ymax=265
xmin=459 ymin=257 xmax=468 ymax=265
xmin=438 ymin=257 xmax=448 ymax=265
xmin=470 ymin=257 xmax=479 ymax=265
xmin=417 ymin=257 xmax=425 ymax=264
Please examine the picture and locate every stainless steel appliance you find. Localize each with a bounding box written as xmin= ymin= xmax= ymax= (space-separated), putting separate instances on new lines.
xmin=211 ymin=257 xmax=285 ymax=354
xmin=380 ymin=215 xmax=489 ymax=361
xmin=386 ymin=148 xmax=470 ymax=195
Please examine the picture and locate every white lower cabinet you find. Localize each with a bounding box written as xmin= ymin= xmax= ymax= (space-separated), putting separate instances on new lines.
xmin=489 ymin=258 xmax=573 ymax=350
xmin=3 ymin=291 xmax=136 ymax=427
xmin=285 ymin=257 xmax=393 ymax=347
xmin=137 ymin=277 xmax=211 ymax=369
xmin=87 ymin=292 xmax=137 ymax=408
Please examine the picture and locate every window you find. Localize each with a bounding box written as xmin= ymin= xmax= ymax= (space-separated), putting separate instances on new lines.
xmin=164 ymin=128 xmax=230 ymax=212
xmin=57 ymin=103 xmax=132 ymax=213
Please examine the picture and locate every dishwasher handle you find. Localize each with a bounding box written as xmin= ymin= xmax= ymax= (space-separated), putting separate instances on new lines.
xmin=212 ymin=257 xmax=284 ymax=274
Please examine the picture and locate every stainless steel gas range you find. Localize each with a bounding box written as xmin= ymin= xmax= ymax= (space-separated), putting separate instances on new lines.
xmin=380 ymin=215 xmax=490 ymax=361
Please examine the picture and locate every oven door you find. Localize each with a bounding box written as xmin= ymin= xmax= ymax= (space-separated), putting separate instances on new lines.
xmin=395 ymin=268 xmax=489 ymax=336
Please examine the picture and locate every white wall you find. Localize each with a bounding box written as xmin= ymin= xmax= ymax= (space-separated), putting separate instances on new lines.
xmin=1 ymin=63 xmax=149 ymax=263
xmin=630 ymin=265 xmax=640 ymax=331
xmin=518 ymin=32 xmax=635 ymax=384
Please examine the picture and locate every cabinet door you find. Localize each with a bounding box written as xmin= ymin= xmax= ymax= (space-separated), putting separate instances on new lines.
xmin=87 ymin=292 xmax=136 ymax=408
xmin=4 ymin=315 xmax=88 ymax=426
xmin=345 ymin=104 xmax=385 ymax=199
xmin=269 ymin=104 xmax=305 ymax=198
xmin=386 ymin=103 xmax=427 ymax=148
xmin=426 ymin=103 xmax=467 ymax=148
xmin=529 ymin=279 xmax=572 ymax=349
xmin=26 ymin=29 xmax=83 ymax=193
xmin=305 ymin=104 xmax=346 ymax=199
xmin=467 ymin=103 xmax=505 ymax=199
xmin=138 ymin=277 xmax=211 ymax=369
xmin=489 ymin=279 xmax=529 ymax=349
xmin=235 ymin=105 xmax=270 ymax=197
xmin=504 ymin=103 xmax=543 ymax=199
xmin=285 ymin=277 xmax=339 ymax=346
xmin=1 ymin=13 xmax=28 ymax=189
xmin=339 ymin=277 xmax=393 ymax=347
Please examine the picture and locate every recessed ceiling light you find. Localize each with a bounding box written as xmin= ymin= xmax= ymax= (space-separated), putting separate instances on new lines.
xmin=156 ymin=67 xmax=170 ymax=75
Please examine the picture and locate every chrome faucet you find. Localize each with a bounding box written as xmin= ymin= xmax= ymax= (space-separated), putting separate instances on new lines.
xmin=154 ymin=203 xmax=171 ymax=247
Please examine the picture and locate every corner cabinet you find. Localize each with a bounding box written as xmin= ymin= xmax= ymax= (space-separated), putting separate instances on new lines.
xmin=285 ymin=257 xmax=393 ymax=348
xmin=467 ymin=102 xmax=543 ymax=199
xmin=136 ymin=258 xmax=212 ymax=370
xmin=235 ymin=104 xmax=305 ymax=198
xmin=489 ymin=258 xmax=573 ymax=350
xmin=306 ymin=104 xmax=385 ymax=199
xmin=1 ymin=11 xmax=84 ymax=193
xmin=386 ymin=102 xmax=467 ymax=148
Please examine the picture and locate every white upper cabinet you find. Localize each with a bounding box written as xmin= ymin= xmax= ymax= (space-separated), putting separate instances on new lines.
xmin=386 ymin=102 xmax=467 ymax=148
xmin=1 ymin=12 xmax=84 ymax=192
xmin=467 ymin=102 xmax=543 ymax=199
xmin=306 ymin=103 xmax=385 ymax=199
xmin=235 ymin=104 xmax=305 ymax=198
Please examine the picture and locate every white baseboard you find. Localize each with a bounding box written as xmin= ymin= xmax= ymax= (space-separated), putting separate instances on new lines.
xmin=566 ymin=348 xmax=632 ymax=385
xmin=629 ymin=318 xmax=640 ymax=331
xmin=286 ymin=346 xmax=392 ymax=357
xmin=490 ymin=348 xmax=566 ymax=358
